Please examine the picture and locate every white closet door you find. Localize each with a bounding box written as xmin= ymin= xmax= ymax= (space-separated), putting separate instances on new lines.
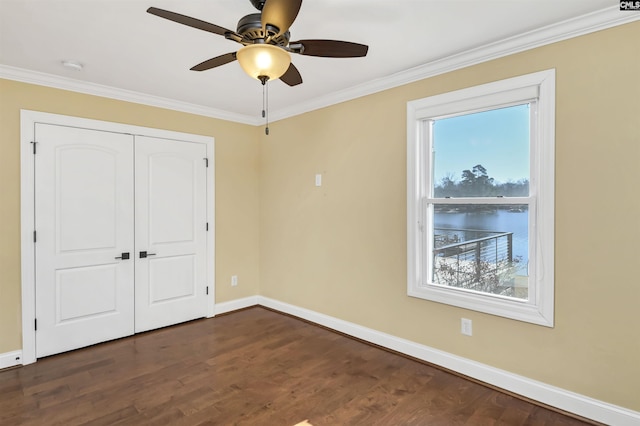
xmin=134 ymin=136 xmax=208 ymax=333
xmin=35 ymin=124 xmax=135 ymax=358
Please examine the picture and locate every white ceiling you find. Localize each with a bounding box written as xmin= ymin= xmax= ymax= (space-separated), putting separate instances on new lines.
xmin=0 ymin=1 xmax=632 ymax=124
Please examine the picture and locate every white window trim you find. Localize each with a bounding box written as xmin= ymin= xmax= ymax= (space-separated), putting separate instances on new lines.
xmin=407 ymin=69 xmax=555 ymax=327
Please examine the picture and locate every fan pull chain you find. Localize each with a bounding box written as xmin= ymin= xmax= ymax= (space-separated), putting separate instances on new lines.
xmin=265 ymin=81 xmax=270 ymax=135
xmin=262 ymin=82 xmax=266 ymax=120
xmin=259 ymin=76 xmax=270 ymax=135
xmin=262 ymin=80 xmax=269 ymax=136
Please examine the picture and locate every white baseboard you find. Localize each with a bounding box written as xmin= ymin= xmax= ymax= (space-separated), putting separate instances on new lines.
xmin=214 ymin=296 xmax=259 ymax=316
xmin=6 ymin=294 xmax=639 ymax=423
xmin=0 ymin=350 xmax=23 ymax=369
xmin=257 ymin=296 xmax=640 ymax=426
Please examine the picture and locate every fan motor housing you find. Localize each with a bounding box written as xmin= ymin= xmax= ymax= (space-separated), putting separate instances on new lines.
xmin=237 ymin=13 xmax=290 ymax=46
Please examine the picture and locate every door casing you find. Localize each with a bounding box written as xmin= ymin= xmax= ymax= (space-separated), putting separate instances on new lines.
xmin=20 ymin=110 xmax=216 ymax=364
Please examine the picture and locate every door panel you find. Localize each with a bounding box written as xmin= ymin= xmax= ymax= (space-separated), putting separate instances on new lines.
xmin=134 ymin=136 xmax=208 ymax=332
xmin=148 ymin=154 xmax=196 ymax=244
xmin=57 ymin=147 xmax=119 ymax=252
xmin=148 ymin=255 xmax=196 ymax=303
xmin=56 ymin=265 xmax=119 ymax=321
xmin=35 ymin=124 xmax=134 ymax=358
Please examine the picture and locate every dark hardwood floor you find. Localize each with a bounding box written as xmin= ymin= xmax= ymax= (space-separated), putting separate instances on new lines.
xmin=1 ymin=307 xmax=596 ymax=425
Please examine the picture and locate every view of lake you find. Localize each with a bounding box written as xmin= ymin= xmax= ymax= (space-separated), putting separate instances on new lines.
xmin=434 ymin=208 xmax=529 ymax=275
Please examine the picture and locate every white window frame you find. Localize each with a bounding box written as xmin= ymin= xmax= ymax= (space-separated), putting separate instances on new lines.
xmin=407 ymin=69 xmax=555 ymax=327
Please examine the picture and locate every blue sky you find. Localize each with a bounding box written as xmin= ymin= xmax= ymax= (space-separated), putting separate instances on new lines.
xmin=432 ymin=103 xmax=530 ymax=184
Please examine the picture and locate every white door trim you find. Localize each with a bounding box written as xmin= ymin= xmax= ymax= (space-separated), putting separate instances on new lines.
xmin=20 ymin=109 xmax=215 ymax=365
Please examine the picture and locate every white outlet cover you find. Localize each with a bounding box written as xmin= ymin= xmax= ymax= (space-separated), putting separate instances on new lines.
xmin=315 ymin=174 xmax=322 ymax=187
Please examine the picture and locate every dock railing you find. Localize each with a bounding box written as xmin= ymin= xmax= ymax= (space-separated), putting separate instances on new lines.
xmin=433 ymin=228 xmax=516 ymax=294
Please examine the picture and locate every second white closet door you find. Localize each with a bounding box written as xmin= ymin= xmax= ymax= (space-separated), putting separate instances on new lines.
xmin=134 ymin=136 xmax=208 ymax=333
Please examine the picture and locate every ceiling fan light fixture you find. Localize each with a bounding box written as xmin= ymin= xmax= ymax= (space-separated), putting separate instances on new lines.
xmin=237 ymin=44 xmax=291 ymax=83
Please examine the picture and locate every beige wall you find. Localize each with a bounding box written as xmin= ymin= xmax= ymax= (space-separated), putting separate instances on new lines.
xmin=1 ymin=20 xmax=639 ymax=414
xmin=0 ymin=80 xmax=261 ymax=352
xmin=259 ymin=22 xmax=640 ymax=411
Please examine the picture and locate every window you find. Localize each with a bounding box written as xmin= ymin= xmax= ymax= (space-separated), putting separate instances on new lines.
xmin=407 ymin=70 xmax=555 ymax=326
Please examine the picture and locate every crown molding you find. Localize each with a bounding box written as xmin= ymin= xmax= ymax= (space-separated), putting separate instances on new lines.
xmin=270 ymin=6 xmax=640 ymax=122
xmin=0 ymin=65 xmax=261 ymax=125
xmin=1 ymin=6 xmax=637 ymax=126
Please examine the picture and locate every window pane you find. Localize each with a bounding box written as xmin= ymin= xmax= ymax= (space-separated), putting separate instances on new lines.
xmin=433 ymin=204 xmax=529 ymax=299
xmin=433 ymin=104 xmax=530 ymax=198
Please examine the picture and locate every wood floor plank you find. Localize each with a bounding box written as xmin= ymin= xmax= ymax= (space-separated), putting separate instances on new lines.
xmin=0 ymin=307 xmax=598 ymax=425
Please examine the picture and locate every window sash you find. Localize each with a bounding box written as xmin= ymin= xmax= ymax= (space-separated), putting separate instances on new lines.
xmin=420 ymin=199 xmax=536 ymax=301
xmin=425 ymin=100 xmax=538 ymax=200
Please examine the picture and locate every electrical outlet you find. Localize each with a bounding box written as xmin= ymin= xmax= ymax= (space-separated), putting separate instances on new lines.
xmin=231 ymin=275 xmax=238 ymax=287
xmin=315 ymin=174 xmax=322 ymax=187
xmin=461 ymin=318 xmax=473 ymax=336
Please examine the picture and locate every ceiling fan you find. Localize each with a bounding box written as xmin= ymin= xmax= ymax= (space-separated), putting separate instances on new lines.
xmin=147 ymin=0 xmax=369 ymax=87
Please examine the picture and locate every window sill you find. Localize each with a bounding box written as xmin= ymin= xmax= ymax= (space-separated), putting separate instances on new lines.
xmin=408 ymin=284 xmax=553 ymax=327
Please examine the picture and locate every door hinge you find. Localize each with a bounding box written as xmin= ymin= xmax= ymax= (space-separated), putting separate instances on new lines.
xmin=206 ymin=222 xmax=209 ymax=231
xmin=31 ymin=141 xmax=37 ymax=154
xmin=206 ymin=286 xmax=209 ymax=295
xmin=203 ymin=157 xmax=209 ymax=168
xmin=34 ymin=318 xmax=37 ymax=331
xmin=33 ymin=230 xmax=37 ymax=243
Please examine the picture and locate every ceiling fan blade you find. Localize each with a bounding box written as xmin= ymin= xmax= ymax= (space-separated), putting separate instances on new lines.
xmin=147 ymin=7 xmax=236 ymax=37
xmin=261 ymin=0 xmax=302 ymax=36
xmin=280 ymin=63 xmax=303 ymax=86
xmin=190 ymin=52 xmax=237 ymax=71
xmin=290 ymin=40 xmax=369 ymax=58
